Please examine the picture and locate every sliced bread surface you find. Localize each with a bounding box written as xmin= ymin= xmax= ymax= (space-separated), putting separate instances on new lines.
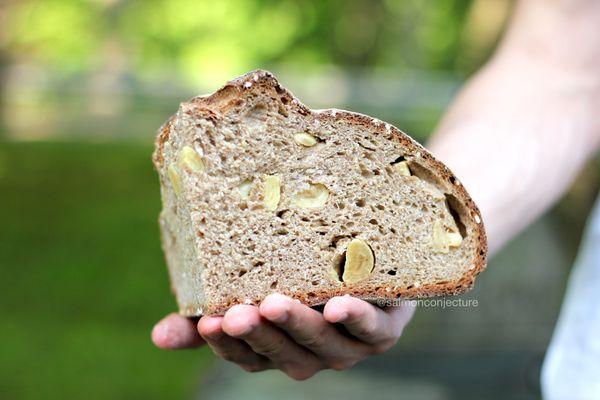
xmin=153 ymin=70 xmax=487 ymax=316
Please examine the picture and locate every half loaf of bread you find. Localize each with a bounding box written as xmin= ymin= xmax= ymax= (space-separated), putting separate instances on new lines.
xmin=153 ymin=70 xmax=487 ymax=316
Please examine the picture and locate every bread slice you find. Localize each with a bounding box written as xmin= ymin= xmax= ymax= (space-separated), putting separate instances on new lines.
xmin=153 ymin=70 xmax=487 ymax=317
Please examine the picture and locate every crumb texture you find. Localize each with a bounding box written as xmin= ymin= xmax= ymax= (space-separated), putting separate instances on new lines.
xmin=153 ymin=70 xmax=487 ymax=316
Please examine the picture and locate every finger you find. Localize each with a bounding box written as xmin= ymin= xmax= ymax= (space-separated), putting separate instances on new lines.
xmin=198 ymin=315 xmax=273 ymax=371
xmin=222 ymin=305 xmax=323 ymax=380
xmin=259 ymin=293 xmax=369 ymax=369
xmin=152 ymin=313 xmax=205 ymax=349
xmin=323 ymin=295 xmax=400 ymax=346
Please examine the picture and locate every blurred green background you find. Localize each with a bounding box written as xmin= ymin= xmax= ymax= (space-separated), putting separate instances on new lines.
xmin=1 ymin=1 xmax=598 ymax=399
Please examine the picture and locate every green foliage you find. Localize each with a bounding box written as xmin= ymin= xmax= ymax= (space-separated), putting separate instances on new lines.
xmin=4 ymin=0 xmax=105 ymax=71
xmin=0 ymin=141 xmax=213 ymax=399
xmin=4 ymin=0 xmax=476 ymax=83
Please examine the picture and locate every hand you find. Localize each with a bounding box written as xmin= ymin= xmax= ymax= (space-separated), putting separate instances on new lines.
xmin=152 ymin=294 xmax=415 ymax=380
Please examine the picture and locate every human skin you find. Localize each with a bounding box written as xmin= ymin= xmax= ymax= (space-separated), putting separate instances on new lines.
xmin=152 ymin=0 xmax=600 ymax=380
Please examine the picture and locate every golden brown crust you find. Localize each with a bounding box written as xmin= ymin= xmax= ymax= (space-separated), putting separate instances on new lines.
xmin=155 ymin=69 xmax=488 ymax=316
xmin=152 ymin=116 xmax=175 ymax=168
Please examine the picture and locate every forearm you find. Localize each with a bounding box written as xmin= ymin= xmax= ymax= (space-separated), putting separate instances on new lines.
xmin=428 ymin=0 xmax=600 ymax=255
xmin=498 ymin=0 xmax=600 ymax=73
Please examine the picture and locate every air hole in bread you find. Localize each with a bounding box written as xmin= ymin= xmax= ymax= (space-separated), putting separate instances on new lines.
xmin=277 ymin=103 xmax=288 ymax=117
xmin=363 ymin=151 xmax=375 ymax=161
xmin=270 ymin=280 xmax=278 ymax=289
xmin=407 ymin=160 xmax=446 ymax=188
xmin=238 ymin=269 xmax=248 ymax=277
xmin=274 ymin=139 xmax=287 ymax=148
xmin=357 ymin=142 xmax=376 ymax=152
xmin=445 ymin=194 xmax=467 ymax=239
xmin=334 ymin=252 xmax=346 ymax=281
xmin=359 ymin=163 xmax=373 ymax=177
xmin=387 ymin=270 xmax=396 ymax=276
xmin=204 ymin=128 xmax=217 ymax=147
xmin=313 ymin=218 xmax=328 ymax=227
xmin=246 ymin=103 xmax=268 ymax=120
xmin=390 ymin=155 xmax=406 ymax=165
xmin=329 ymin=235 xmax=348 ymax=249
xmin=356 ymin=199 xmax=366 ymax=207
xmin=276 ymin=209 xmax=290 ymax=219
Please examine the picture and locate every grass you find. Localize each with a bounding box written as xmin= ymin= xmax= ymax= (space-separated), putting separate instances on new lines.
xmin=0 ymin=141 xmax=214 ymax=399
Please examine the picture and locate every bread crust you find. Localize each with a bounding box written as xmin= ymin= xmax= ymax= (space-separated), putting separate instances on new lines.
xmin=154 ymin=69 xmax=488 ymax=316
